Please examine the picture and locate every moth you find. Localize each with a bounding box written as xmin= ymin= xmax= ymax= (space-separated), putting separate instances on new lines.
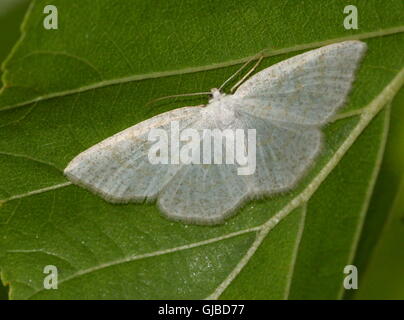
xmin=64 ymin=41 xmax=367 ymax=224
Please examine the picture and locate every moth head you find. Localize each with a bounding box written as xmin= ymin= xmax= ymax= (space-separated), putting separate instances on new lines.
xmin=209 ymin=88 xmax=226 ymax=103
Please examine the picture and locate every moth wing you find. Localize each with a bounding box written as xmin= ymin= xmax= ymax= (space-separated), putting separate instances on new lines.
xmin=157 ymin=163 xmax=251 ymax=224
xmin=64 ymin=106 xmax=203 ymax=202
xmin=234 ymin=41 xmax=367 ymax=125
xmin=239 ymin=111 xmax=322 ymax=195
xmin=157 ymin=117 xmax=251 ymax=224
xmin=156 ymin=111 xmax=322 ymax=224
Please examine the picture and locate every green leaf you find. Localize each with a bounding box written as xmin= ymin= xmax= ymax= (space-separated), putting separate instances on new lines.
xmin=0 ymin=0 xmax=403 ymax=299
xmin=0 ymin=0 xmax=30 ymax=84
xmin=0 ymin=0 xmax=31 ymax=300
xmin=356 ymin=176 xmax=404 ymax=299
xmin=350 ymin=88 xmax=404 ymax=299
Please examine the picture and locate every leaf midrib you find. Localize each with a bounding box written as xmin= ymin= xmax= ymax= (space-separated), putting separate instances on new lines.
xmin=1 ymin=26 xmax=403 ymax=113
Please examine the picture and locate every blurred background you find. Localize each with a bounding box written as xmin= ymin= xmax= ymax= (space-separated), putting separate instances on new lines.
xmin=0 ymin=0 xmax=402 ymax=300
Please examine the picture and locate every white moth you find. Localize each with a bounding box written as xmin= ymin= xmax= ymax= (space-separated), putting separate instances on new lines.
xmin=64 ymin=41 xmax=367 ymax=224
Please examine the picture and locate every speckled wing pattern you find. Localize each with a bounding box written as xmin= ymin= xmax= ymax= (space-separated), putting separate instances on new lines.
xmin=64 ymin=41 xmax=367 ymax=224
xmin=65 ymin=106 xmax=203 ymax=202
xmin=234 ymin=41 xmax=367 ymax=125
xmin=157 ymin=114 xmax=322 ymax=223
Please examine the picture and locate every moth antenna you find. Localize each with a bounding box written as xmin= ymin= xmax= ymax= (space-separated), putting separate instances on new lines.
xmin=218 ymin=51 xmax=264 ymax=92
xmin=144 ymin=92 xmax=212 ymax=108
xmin=230 ymin=54 xmax=264 ymax=93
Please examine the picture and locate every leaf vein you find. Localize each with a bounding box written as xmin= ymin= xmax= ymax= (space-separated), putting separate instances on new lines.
xmin=1 ymin=26 xmax=403 ymax=113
